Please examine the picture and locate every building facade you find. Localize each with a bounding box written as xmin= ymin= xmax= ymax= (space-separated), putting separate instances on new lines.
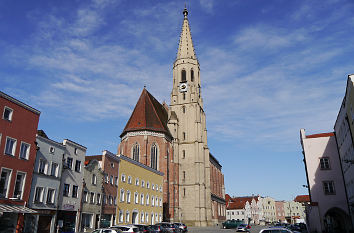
xmin=275 ymin=201 xmax=285 ymax=223
xmin=259 ymin=197 xmax=276 ymax=224
xmin=57 ymin=139 xmax=86 ymax=233
xmin=300 ymin=129 xmax=351 ymax=233
xmin=0 ymin=91 xmax=40 ymax=232
xmin=210 ymin=154 xmax=226 ymax=224
xmin=116 ymin=155 xmax=164 ymax=225
xmin=80 ymin=158 xmax=104 ymax=232
xmin=334 ymin=74 xmax=354 ymax=228
xmin=28 ymin=132 xmax=65 ymax=233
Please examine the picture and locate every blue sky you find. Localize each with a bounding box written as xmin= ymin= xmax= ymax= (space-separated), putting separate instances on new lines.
xmin=1 ymin=0 xmax=354 ymax=201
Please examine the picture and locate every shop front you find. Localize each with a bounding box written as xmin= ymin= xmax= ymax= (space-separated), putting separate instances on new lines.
xmin=57 ymin=210 xmax=77 ymax=233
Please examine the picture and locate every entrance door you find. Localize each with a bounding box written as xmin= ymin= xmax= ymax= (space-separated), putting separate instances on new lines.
xmin=38 ymin=216 xmax=52 ymax=233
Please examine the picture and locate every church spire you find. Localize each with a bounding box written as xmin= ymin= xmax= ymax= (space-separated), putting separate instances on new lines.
xmin=177 ymin=6 xmax=197 ymax=60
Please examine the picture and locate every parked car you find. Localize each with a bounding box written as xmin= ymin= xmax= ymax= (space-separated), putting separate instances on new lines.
xmin=127 ymin=224 xmax=150 ymax=233
xmin=92 ymin=229 xmax=122 ymax=233
xmin=173 ymin=223 xmax=187 ymax=233
xmin=110 ymin=225 xmax=139 ymax=233
xmin=260 ymin=227 xmax=301 ymax=233
xmin=221 ymin=219 xmax=243 ymax=229
xmin=236 ymin=224 xmax=250 ymax=232
xmin=149 ymin=225 xmax=162 ymax=233
xmin=155 ymin=223 xmax=176 ymax=233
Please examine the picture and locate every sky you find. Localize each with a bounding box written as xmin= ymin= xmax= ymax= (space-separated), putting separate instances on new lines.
xmin=1 ymin=0 xmax=354 ymax=201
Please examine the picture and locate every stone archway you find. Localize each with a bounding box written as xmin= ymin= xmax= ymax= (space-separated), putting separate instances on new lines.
xmin=324 ymin=207 xmax=351 ymax=233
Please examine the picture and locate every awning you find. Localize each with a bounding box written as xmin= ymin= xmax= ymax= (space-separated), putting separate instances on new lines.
xmin=0 ymin=204 xmax=38 ymax=214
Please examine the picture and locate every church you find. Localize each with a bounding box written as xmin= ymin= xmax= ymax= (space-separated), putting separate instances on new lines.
xmin=117 ymin=7 xmax=226 ymax=226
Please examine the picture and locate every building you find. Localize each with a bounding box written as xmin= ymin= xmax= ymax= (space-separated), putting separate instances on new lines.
xmin=86 ymin=150 xmax=120 ymax=228
xmin=0 ymin=91 xmax=40 ymax=232
xmin=57 ymin=139 xmax=86 ymax=233
xmin=210 ymin=154 xmax=226 ymax=224
xmin=259 ymin=196 xmax=276 ymax=223
xmin=79 ymin=158 xmax=105 ymax=232
xmin=116 ymin=8 xmax=226 ymax=226
xmin=27 ymin=131 xmax=65 ymax=233
xmin=300 ymin=129 xmax=351 ymax=233
xmin=116 ymin=155 xmax=164 ymax=225
xmin=226 ymin=196 xmax=262 ymax=225
xmin=334 ymin=74 xmax=354 ymax=228
xmin=284 ymin=200 xmax=305 ymax=224
xmin=275 ymin=201 xmax=285 ymax=223
xmin=226 ymin=197 xmax=246 ymax=222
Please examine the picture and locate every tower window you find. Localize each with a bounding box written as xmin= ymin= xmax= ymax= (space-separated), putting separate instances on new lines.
xmin=183 ymin=132 xmax=186 ymax=140
xmin=183 ymin=171 xmax=186 ymax=181
xmin=133 ymin=143 xmax=140 ymax=162
xmin=191 ymin=69 xmax=194 ymax=82
xmin=182 ymin=150 xmax=185 ymax=159
xmin=181 ymin=70 xmax=186 ymax=82
xmin=151 ymin=144 xmax=158 ymax=170
xmin=183 ymin=93 xmax=186 ymax=100
xmin=183 ymin=188 xmax=186 ymax=197
xmin=182 ymin=106 xmax=186 ymax=113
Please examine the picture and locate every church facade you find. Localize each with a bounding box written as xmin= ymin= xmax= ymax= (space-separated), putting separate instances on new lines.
xmin=117 ymin=8 xmax=225 ymax=226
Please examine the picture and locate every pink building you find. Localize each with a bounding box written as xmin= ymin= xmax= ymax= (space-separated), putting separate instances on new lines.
xmin=300 ymin=129 xmax=351 ymax=233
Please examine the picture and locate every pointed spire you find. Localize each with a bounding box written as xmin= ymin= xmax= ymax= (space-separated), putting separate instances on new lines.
xmin=177 ymin=6 xmax=197 ymax=60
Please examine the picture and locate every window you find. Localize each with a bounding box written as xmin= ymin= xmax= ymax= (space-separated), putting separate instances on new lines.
xmin=146 ymin=194 xmax=150 ymax=205
xmin=72 ymin=185 xmax=78 ymax=198
xmin=320 ymin=157 xmax=330 ymax=170
xmin=96 ymin=193 xmax=101 ymax=205
xmin=127 ymin=190 xmax=131 ymax=203
xmin=135 ymin=178 xmax=139 ymax=186
xmin=152 ymin=183 xmax=155 ymax=190
xmin=49 ymin=147 xmax=55 ymax=153
xmin=151 ymin=195 xmax=155 ymax=206
xmin=121 ymin=174 xmax=126 ymax=182
xmin=39 ymin=159 xmax=47 ymax=174
xmin=120 ymin=189 xmax=125 ymax=202
xmin=119 ymin=210 xmax=123 ymax=223
xmin=34 ymin=187 xmax=44 ymax=203
xmin=47 ymin=188 xmax=55 ymax=204
xmin=83 ymin=191 xmax=88 ymax=203
xmin=182 ymin=150 xmax=185 ymax=159
xmin=183 ymin=132 xmax=186 ymax=140
xmin=159 ymin=186 xmax=162 ymax=192
xmin=141 ymin=193 xmax=144 ymax=205
xmin=104 ymin=174 xmax=109 ymax=183
xmin=127 ymin=175 xmax=132 ymax=184
xmin=181 ymin=70 xmax=186 ymax=82
xmin=159 ymin=198 xmax=162 ymax=207
xmin=75 ymin=160 xmax=81 ymax=172
xmin=66 ymin=157 xmax=73 ymax=169
xmin=111 ymin=162 xmax=114 ymax=168
xmin=92 ymin=174 xmax=97 ymax=185
xmin=151 ymin=144 xmax=158 ymax=170
xmin=19 ymin=142 xmax=30 ymax=160
xmin=0 ymin=170 xmax=9 ymax=194
xmin=146 ymin=213 xmax=149 ymax=223
xmin=156 ymin=197 xmax=158 ymax=206
xmin=183 ymin=171 xmax=186 ymax=181
xmin=5 ymin=137 xmax=16 ymax=156
xmin=183 ymin=92 xmax=186 ymax=100
xmin=182 ymin=106 xmax=186 ymax=114
xmin=141 ymin=212 xmax=144 ymax=223
xmin=323 ymin=181 xmax=335 ymax=195
xmin=109 ymin=195 xmax=113 ymax=205
xmin=191 ymin=69 xmax=194 ymax=82
xmin=63 ymin=184 xmax=70 ymax=196
xmin=135 ymin=192 xmax=139 ymax=204
xmin=74 ymin=148 xmax=78 ymax=155
xmin=3 ymin=107 xmax=13 ymax=121
xmin=115 ymin=176 xmax=118 ymax=186
xmin=126 ymin=211 xmax=130 ymax=223
xmin=51 ymin=163 xmax=58 ymax=177
xmin=90 ymin=192 xmax=95 ymax=204
xmin=147 ymin=181 xmax=150 ymax=189
xmin=103 ymin=194 xmax=106 ymax=204
xmin=133 ymin=143 xmax=140 ymax=162
xmin=155 ymin=184 xmax=158 ymax=191
xmin=114 ymin=196 xmax=117 ymax=205
xmin=110 ymin=175 xmax=114 ymax=185
xmin=142 ymin=180 xmax=145 ymax=188
xmin=13 ymin=172 xmax=25 ymax=199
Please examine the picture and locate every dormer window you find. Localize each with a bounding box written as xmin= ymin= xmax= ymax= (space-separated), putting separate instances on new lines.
xmin=3 ymin=107 xmax=13 ymax=121
xmin=181 ymin=70 xmax=186 ymax=82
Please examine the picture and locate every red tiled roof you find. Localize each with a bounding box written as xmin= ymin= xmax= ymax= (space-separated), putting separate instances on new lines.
xmin=306 ymin=132 xmax=334 ymax=138
xmin=120 ymin=88 xmax=171 ymax=138
xmin=294 ymin=195 xmax=310 ymax=203
xmin=227 ymin=197 xmax=254 ymax=210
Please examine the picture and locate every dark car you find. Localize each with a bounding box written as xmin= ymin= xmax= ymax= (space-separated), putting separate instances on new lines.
xmin=155 ymin=223 xmax=176 ymax=233
xmin=127 ymin=224 xmax=150 ymax=233
xmin=149 ymin=225 xmax=161 ymax=233
xmin=173 ymin=223 xmax=187 ymax=233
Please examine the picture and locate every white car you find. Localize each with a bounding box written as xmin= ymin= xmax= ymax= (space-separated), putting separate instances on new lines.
xmin=259 ymin=227 xmax=301 ymax=233
xmin=236 ymin=224 xmax=249 ymax=232
xmin=110 ymin=225 xmax=139 ymax=233
xmin=91 ymin=228 xmax=122 ymax=233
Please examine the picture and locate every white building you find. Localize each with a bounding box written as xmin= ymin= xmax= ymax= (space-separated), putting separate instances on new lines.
xmin=300 ymin=129 xmax=351 ymax=233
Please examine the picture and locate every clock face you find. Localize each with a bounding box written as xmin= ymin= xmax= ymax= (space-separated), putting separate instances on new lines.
xmin=179 ymin=83 xmax=188 ymax=92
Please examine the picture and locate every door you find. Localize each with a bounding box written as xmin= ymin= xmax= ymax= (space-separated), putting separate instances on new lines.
xmin=37 ymin=215 xmax=52 ymax=233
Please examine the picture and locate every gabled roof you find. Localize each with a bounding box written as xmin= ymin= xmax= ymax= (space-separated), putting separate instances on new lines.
xmin=120 ymin=88 xmax=171 ymax=138
xmin=227 ymin=196 xmax=255 ymax=210
xmin=294 ymin=195 xmax=310 ymax=203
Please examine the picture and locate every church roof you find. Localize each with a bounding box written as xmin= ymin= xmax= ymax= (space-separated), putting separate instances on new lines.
xmin=176 ymin=7 xmax=197 ymax=60
xmin=120 ymin=88 xmax=171 ymax=138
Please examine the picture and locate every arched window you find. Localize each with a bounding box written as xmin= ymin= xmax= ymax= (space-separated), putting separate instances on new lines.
xmin=151 ymin=144 xmax=158 ymax=170
xmin=133 ymin=143 xmax=139 ymax=162
xmin=181 ymin=70 xmax=186 ymax=82
xmin=191 ymin=69 xmax=194 ymax=82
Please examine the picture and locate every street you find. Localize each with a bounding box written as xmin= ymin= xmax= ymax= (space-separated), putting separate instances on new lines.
xmin=188 ymin=225 xmax=265 ymax=233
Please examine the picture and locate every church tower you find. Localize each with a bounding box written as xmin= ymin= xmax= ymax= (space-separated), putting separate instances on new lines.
xmin=168 ymin=7 xmax=212 ymax=226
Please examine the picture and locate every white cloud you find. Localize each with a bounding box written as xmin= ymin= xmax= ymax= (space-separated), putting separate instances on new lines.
xmin=199 ymin=0 xmax=214 ymax=14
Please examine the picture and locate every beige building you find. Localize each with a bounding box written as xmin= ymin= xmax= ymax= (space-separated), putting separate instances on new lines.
xmin=167 ymin=7 xmax=214 ymax=226
xmin=116 ymin=155 xmax=163 ymax=225
xmin=284 ymin=201 xmax=306 ymax=224
xmin=260 ymin=197 xmax=276 ymax=223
